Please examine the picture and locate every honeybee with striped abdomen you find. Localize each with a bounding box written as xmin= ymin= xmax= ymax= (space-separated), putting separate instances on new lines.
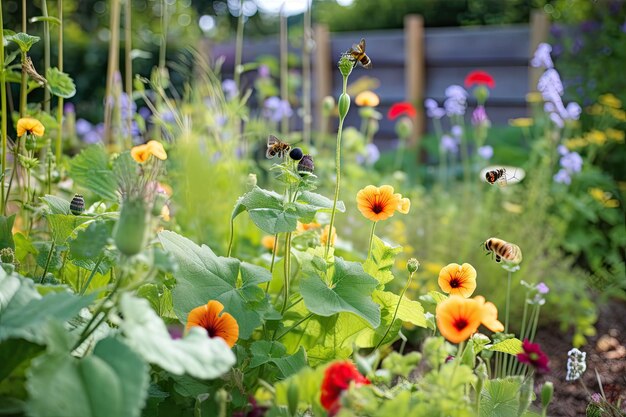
xmin=266 ymin=135 xmax=291 ymax=159
xmin=347 ymin=38 xmax=372 ymax=69
xmin=484 ymin=237 xmax=523 ymax=265
xmin=485 ymin=168 xmax=507 ymax=186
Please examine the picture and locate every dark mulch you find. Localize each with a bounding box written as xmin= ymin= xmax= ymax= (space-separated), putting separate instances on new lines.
xmin=533 ymin=298 xmax=626 ymax=417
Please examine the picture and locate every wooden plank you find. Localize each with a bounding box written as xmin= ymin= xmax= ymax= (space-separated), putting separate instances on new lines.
xmin=313 ymin=24 xmax=332 ymax=133
xmin=529 ymin=10 xmax=550 ymax=92
xmin=405 ymin=14 xmax=425 ymax=143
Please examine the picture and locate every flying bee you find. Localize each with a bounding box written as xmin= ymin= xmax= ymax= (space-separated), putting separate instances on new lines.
xmin=485 ymin=168 xmax=507 ymax=186
xmin=347 ymin=38 xmax=372 ymax=69
xmin=483 ymin=237 xmax=523 ymax=265
xmin=266 ymin=135 xmax=291 ymax=159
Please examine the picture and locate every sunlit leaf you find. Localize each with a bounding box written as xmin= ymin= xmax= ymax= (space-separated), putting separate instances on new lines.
xmin=29 ymin=16 xmax=61 ymax=25
xmin=479 ymin=377 xmax=523 ymax=417
xmin=69 ymin=145 xmax=118 ymax=201
xmin=40 ymin=195 xmax=70 ymax=215
xmin=69 ymin=220 xmax=112 ymax=260
xmin=46 ymin=214 xmax=89 ymax=245
xmin=46 ymin=67 xmax=76 ymax=98
xmin=158 ymin=230 xmax=270 ymax=339
xmin=7 ymin=32 xmax=40 ymax=52
xmin=485 ymin=337 xmax=523 ymax=355
xmin=249 ymin=340 xmax=306 ymax=378
xmin=363 ymin=235 xmax=402 ymax=287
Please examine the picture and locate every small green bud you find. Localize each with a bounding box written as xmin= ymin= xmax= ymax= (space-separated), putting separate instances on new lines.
xmin=407 ymin=258 xmax=420 ymax=273
xmin=151 ymin=193 xmax=168 ymax=217
xmin=338 ymin=54 xmax=354 ymax=78
xmin=0 ymin=248 xmax=15 ymax=264
xmin=322 ymin=96 xmax=336 ymax=115
xmin=541 ymin=381 xmax=554 ymax=408
xmin=287 ymin=382 xmax=299 ymax=417
xmin=247 ymin=173 xmax=257 ymax=188
xmin=395 ymin=117 xmax=413 ymax=139
xmin=474 ymin=85 xmax=490 ymax=104
xmin=338 ymin=93 xmax=351 ymax=119
xmin=113 ymin=198 xmax=148 ymax=256
xmin=25 ymin=135 xmax=37 ymax=152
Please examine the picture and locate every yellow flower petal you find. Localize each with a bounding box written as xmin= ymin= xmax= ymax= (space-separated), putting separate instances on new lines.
xmin=17 ymin=118 xmax=45 ymax=137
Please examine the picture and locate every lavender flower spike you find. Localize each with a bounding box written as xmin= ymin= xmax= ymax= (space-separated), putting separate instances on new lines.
xmin=531 ymin=42 xmax=554 ymax=69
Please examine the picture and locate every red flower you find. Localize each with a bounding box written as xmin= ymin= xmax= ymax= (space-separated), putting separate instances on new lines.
xmin=517 ymin=339 xmax=550 ymax=374
xmin=320 ymin=361 xmax=370 ymax=416
xmin=464 ymin=70 xmax=495 ymax=89
xmin=388 ymin=102 xmax=417 ymax=120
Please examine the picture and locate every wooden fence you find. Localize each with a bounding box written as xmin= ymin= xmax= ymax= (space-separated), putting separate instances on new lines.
xmin=205 ymin=11 xmax=550 ymax=144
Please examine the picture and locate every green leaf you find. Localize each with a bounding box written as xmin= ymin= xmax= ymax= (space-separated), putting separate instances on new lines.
xmin=69 ymin=145 xmax=118 ymax=201
xmin=486 ymin=338 xmax=523 ymax=355
xmin=45 ymin=67 xmax=76 ymax=98
xmin=26 ymin=352 xmax=123 ymax=417
xmin=29 ymin=16 xmax=62 ymax=25
xmin=274 ymin=365 xmax=327 ymax=416
xmin=381 ymin=351 xmax=422 ymax=378
xmin=0 ymin=214 xmax=16 ymax=249
xmin=93 ymin=338 xmax=150 ymax=417
xmin=300 ymin=256 xmax=380 ymax=327
xmin=7 ymin=32 xmax=40 ymax=52
xmin=40 ymin=194 xmax=70 ymax=214
xmin=363 ymin=235 xmax=402 ymax=287
xmin=297 ymin=191 xmax=346 ymax=213
xmin=0 ymin=338 xmax=44 ymax=380
xmin=158 ymin=230 xmax=271 ymax=339
xmin=69 ymin=220 xmax=112 ymax=260
xmin=249 ymin=341 xmax=307 ymax=378
xmin=46 ymin=214 xmax=90 ymax=244
xmin=118 ymin=293 xmax=236 ymax=379
xmin=479 ymin=377 xmax=523 ymax=417
xmin=0 ymin=283 xmax=94 ymax=343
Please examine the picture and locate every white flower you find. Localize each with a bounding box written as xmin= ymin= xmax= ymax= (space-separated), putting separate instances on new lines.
xmin=531 ymin=43 xmax=554 ymax=69
xmin=566 ymin=348 xmax=587 ymax=381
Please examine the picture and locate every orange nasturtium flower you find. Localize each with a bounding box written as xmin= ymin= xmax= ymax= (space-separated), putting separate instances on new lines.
xmin=354 ymin=91 xmax=380 ymax=107
xmin=131 ymin=140 xmax=168 ymax=163
xmin=438 ymin=263 xmax=477 ymax=298
xmin=16 ymin=118 xmax=45 ymax=137
xmin=261 ymin=235 xmax=276 ymax=250
xmin=474 ymin=295 xmax=504 ymax=332
xmin=320 ymin=225 xmax=337 ymax=247
xmin=186 ymin=300 xmax=239 ymax=348
xmin=356 ymin=185 xmax=410 ymax=222
xmin=436 ymin=295 xmax=483 ymax=344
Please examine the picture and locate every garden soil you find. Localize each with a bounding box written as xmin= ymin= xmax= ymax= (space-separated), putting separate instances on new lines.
xmin=534 ymin=298 xmax=626 ymax=417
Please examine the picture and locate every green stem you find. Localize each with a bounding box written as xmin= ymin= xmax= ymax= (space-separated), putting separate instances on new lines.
xmin=79 ymin=252 xmax=105 ymax=295
xmin=233 ymin=0 xmax=244 ymax=93
xmin=227 ymin=217 xmax=235 ymax=257
xmin=41 ymin=0 xmax=51 ymax=114
xmin=279 ymin=9 xmax=288 ymax=135
xmin=3 ymin=142 xmax=19 ymax=214
xmin=529 ymin=305 xmax=541 ymax=342
xmin=0 ymin=0 xmax=6 ymax=214
xmin=366 ymin=221 xmax=376 ymax=260
xmin=302 ymin=3 xmax=311 ymax=146
xmin=19 ymin=51 xmax=27 ymax=117
xmin=275 ymin=312 xmax=313 ymax=341
xmin=325 ymin=76 xmax=349 ymax=260
xmin=124 ymin=0 xmax=132 ymax=148
xmin=374 ymin=271 xmax=414 ymax=351
xmin=280 ymin=232 xmax=292 ymax=315
xmin=499 ymin=270 xmax=512 ymax=377
xmin=40 ymin=241 xmax=56 ymax=282
xmin=264 ymin=233 xmax=279 ymax=294
xmin=55 ymin=0 xmax=64 ymax=162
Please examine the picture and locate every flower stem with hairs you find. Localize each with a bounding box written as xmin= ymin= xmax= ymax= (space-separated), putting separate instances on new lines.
xmin=374 ymin=267 xmax=415 ymax=351
xmin=367 ymin=221 xmax=376 ymax=260
xmin=55 ymin=0 xmax=64 ymax=162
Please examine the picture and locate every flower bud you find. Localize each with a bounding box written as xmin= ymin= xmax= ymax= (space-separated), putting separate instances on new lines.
xmin=297 ymin=155 xmax=314 ymax=175
xmin=113 ymin=198 xmax=148 ymax=256
xmin=247 ymin=173 xmax=257 ymax=188
xmin=338 ymin=54 xmax=354 ymax=78
xmin=151 ymin=193 xmax=168 ymax=217
xmin=322 ymin=96 xmax=336 ymax=115
xmin=289 ymin=147 xmax=304 ymax=161
xmin=395 ymin=117 xmax=413 ymax=139
xmin=473 ymin=85 xmax=490 ymax=104
xmin=0 ymin=248 xmax=15 ymax=264
xmin=407 ymin=258 xmax=420 ymax=273
xmin=70 ymin=194 xmax=85 ymax=215
xmin=287 ymin=382 xmax=299 ymax=417
xmin=25 ymin=135 xmax=37 ymax=152
xmin=541 ymin=381 xmax=553 ymax=408
xmin=338 ymin=93 xmax=351 ymax=119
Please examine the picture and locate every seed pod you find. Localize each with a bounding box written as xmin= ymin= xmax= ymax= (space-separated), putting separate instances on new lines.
xmin=338 ymin=93 xmax=351 ymax=119
xmin=70 ymin=194 xmax=85 ymax=215
xmin=0 ymin=248 xmax=15 ymax=264
xmin=297 ymin=154 xmax=314 ymax=175
xmin=113 ymin=198 xmax=148 ymax=256
xmin=289 ymin=147 xmax=303 ymax=161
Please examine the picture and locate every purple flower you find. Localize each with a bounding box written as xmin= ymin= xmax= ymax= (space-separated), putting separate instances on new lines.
xmin=75 ymin=119 xmax=93 ymax=136
xmin=451 ymin=125 xmax=463 ymax=138
xmin=424 ymin=98 xmax=439 ymax=110
xmin=425 ymin=98 xmax=445 ymax=119
xmin=565 ymin=102 xmax=582 ymax=120
xmin=222 ymin=79 xmax=238 ymax=100
xmin=477 ymin=145 xmax=493 ymax=160
xmin=531 ymin=43 xmax=554 ymax=69
xmin=550 ymin=112 xmax=564 ymax=128
xmin=572 ymin=37 xmax=584 ymax=54
xmin=161 ymin=110 xmax=176 ymax=123
xmin=536 ymin=282 xmax=549 ymax=294
xmin=138 ymin=106 xmax=151 ymax=121
xmin=553 ymin=169 xmax=571 ymax=185
xmin=445 ymin=85 xmax=468 ymax=101
xmin=560 ymin=151 xmax=583 ymax=173
xmin=441 ymin=134 xmax=458 ymax=154
xmin=263 ymin=96 xmax=293 ymax=123
xmin=64 ymin=102 xmax=75 ymax=114
xmin=82 ymin=123 xmax=105 ymax=144
xmin=621 ymin=21 xmax=626 ymax=33
xmin=444 ymin=85 xmax=468 ymax=116
xmin=591 ymin=393 xmax=602 ymax=403
xmin=557 ymin=145 xmax=569 ymax=156
xmin=258 ymin=64 xmax=270 ymax=78
xmin=550 ymin=24 xmax=563 ymax=38
xmin=538 ymin=69 xmax=564 ymax=96
xmin=471 ymin=105 xmax=490 ymax=126
xmin=356 ymin=143 xmax=380 ymax=165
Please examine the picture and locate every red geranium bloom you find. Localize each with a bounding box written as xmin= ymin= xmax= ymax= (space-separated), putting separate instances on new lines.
xmin=517 ymin=339 xmax=550 ymax=374
xmin=321 ymin=361 xmax=370 ymax=416
xmin=464 ymin=70 xmax=496 ymax=89
xmin=388 ymin=102 xmax=417 ymax=120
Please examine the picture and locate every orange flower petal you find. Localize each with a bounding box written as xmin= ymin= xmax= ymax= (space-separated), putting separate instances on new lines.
xmin=17 ymin=117 xmax=45 ymax=137
xmin=186 ymin=300 xmax=239 ymax=348
xmin=436 ymin=295 xmax=483 ymax=344
xmin=355 ymin=91 xmax=380 ymax=107
xmin=147 ymin=140 xmax=168 ymax=160
xmin=131 ymin=144 xmax=151 ymax=163
xmin=474 ymin=296 xmax=504 ymax=333
xmin=437 ymin=263 xmax=477 ymax=298
xmin=356 ymin=185 xmax=407 ymax=222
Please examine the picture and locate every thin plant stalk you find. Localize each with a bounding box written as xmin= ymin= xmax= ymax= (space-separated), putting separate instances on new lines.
xmin=124 ymin=0 xmax=132 ymax=148
xmin=279 ymin=9 xmax=288 ymax=135
xmin=19 ymin=51 xmax=27 ymax=117
xmin=233 ymin=0 xmax=244 ymax=93
xmin=280 ymin=232 xmax=292 ymax=315
xmin=103 ymin=0 xmax=121 ymax=146
xmin=41 ymin=0 xmax=51 ymax=114
xmin=302 ymin=3 xmax=312 ymax=146
xmin=40 ymin=241 xmax=56 ymax=282
xmin=55 ymin=0 xmax=64 ymax=162
xmin=264 ymin=233 xmax=279 ymax=293
xmin=500 ymin=269 xmax=512 ymax=377
xmin=366 ymin=221 xmax=376 ymax=260
xmin=22 ymin=0 xmax=26 ymax=31
xmin=0 ymin=0 xmax=7 ymax=213
xmin=325 ymin=74 xmax=350 ymax=260
xmin=79 ymin=252 xmax=105 ymax=295
xmin=374 ymin=269 xmax=415 ymax=351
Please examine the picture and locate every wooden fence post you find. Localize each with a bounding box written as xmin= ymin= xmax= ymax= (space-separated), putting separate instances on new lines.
xmin=404 ymin=14 xmax=425 ymax=146
xmin=313 ymin=24 xmax=331 ymax=134
xmin=529 ymin=10 xmax=550 ymax=93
